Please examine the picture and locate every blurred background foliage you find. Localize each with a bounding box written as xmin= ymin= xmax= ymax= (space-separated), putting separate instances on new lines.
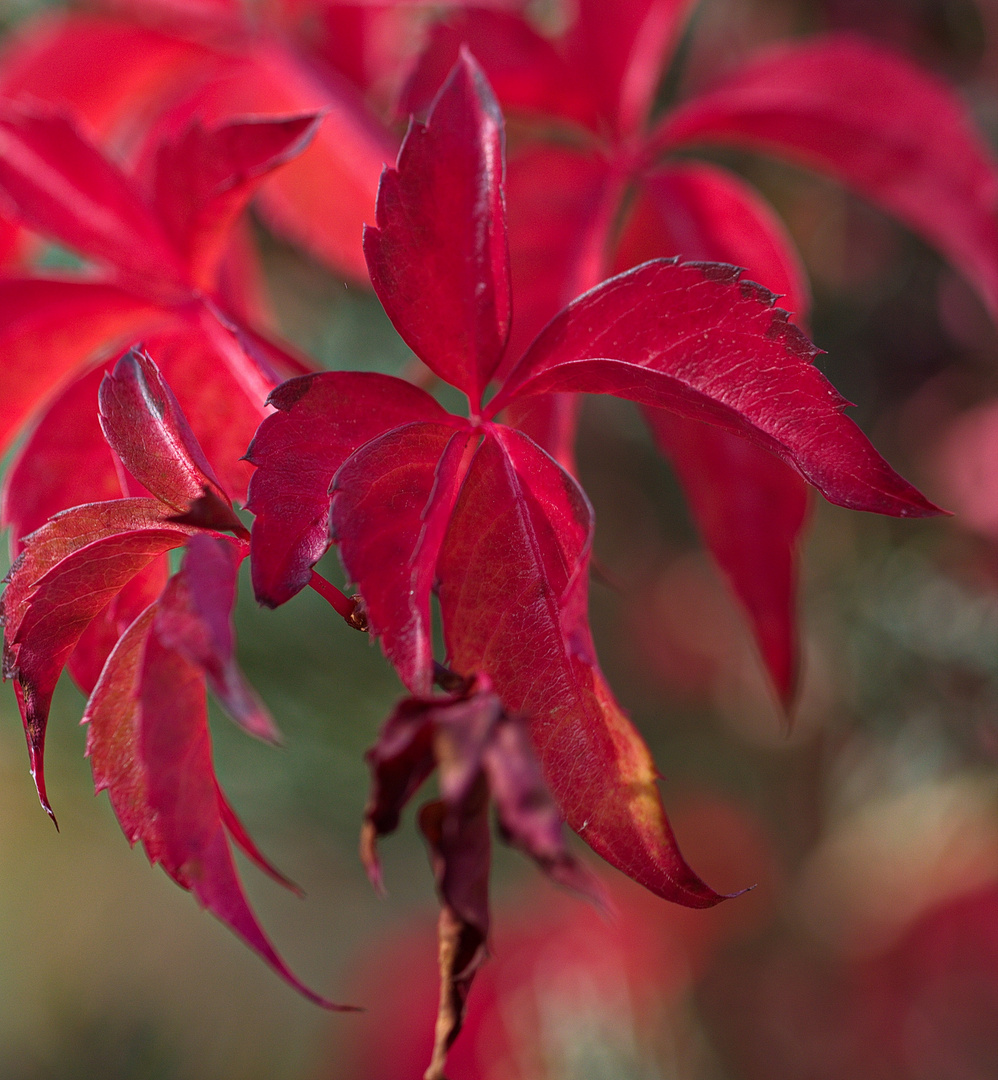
xmin=0 ymin=0 xmax=997 ymax=1077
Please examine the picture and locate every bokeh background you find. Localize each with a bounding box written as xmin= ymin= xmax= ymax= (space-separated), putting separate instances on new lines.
xmin=1 ymin=0 xmax=996 ymax=1077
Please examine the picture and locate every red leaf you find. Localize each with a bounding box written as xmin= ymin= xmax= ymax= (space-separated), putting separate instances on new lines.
xmin=360 ymin=697 xmax=437 ymax=891
xmin=0 ymin=13 xmax=218 ymax=142
xmin=2 ymin=365 xmax=128 ymax=556
xmin=83 ymin=591 xmax=345 ymax=1008
xmin=0 ymin=106 xmax=187 ymax=293
xmin=149 ymin=113 xmax=321 ymax=290
xmin=653 ymin=35 xmax=998 ymax=322
xmin=616 ymin=163 xmax=811 ymax=320
xmin=331 ymin=422 xmax=474 ymax=695
xmin=493 ymin=259 xmax=943 ymax=518
xmin=643 ymin=410 xmax=809 ymax=706
xmin=500 ymin=146 xmax=621 ymax=470
xmin=364 ymin=50 xmax=511 ymax=409
xmin=0 ymin=277 xmax=169 ymax=457
xmin=611 ymin=164 xmax=812 ymax=705
xmin=2 ymin=498 xmax=177 ymax=663
xmin=438 ymin=427 xmax=724 ymax=906
xmin=98 ymin=347 xmax=246 ymax=535
xmin=564 ymin=0 xmax=697 ymax=134
xmin=398 ymin=9 xmax=600 ymax=130
xmin=68 ymin=557 xmax=170 ymax=695
xmin=154 ymin=534 xmax=279 ymax=743
xmin=154 ymin=41 xmax=396 ymax=281
xmin=245 ymin=372 xmax=446 ymax=607
xmin=84 ymin=603 xmax=165 ymax=859
xmin=4 ymin=522 xmax=192 ymax=817
xmin=137 ymin=315 xmax=277 ymax=505
xmin=481 ymin=709 xmax=606 ymax=904
xmin=504 ymin=146 xmax=619 ymax=368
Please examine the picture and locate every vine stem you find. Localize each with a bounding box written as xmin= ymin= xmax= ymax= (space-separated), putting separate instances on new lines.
xmin=309 ymin=570 xmax=365 ymax=627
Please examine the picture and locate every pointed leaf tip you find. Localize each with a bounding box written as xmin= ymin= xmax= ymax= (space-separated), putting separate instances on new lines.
xmin=364 ymin=48 xmax=510 ymax=408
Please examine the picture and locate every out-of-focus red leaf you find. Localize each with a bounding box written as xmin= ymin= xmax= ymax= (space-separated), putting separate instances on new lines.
xmin=399 ymin=8 xmax=600 ymax=129
xmin=154 ymin=534 xmax=279 ymax=742
xmin=932 ymin=400 xmax=998 ymax=542
xmin=364 ymin=50 xmax=510 ymax=408
xmin=0 ymin=278 xmax=170 ymax=456
xmin=500 ymin=146 xmax=621 ymax=470
xmin=214 ymin=217 xmax=276 ymax=332
xmin=0 ymin=13 xmax=218 ymax=141
xmin=616 ymin=162 xmax=811 ymax=318
xmin=564 ymin=0 xmax=697 ymax=135
xmin=438 ymin=427 xmax=724 ymax=906
xmin=610 ymin=164 xmax=811 ymax=704
xmin=331 ymin=422 xmax=473 ymax=696
xmin=494 ymin=259 xmax=943 ymax=518
xmin=98 ymin=347 xmax=247 ymax=535
xmin=150 ymin=113 xmax=321 ymax=289
xmin=84 ymin=584 xmax=345 ymax=1008
xmin=504 ymin=146 xmax=619 ymax=366
xmin=2 ymin=316 xmax=274 ymax=553
xmin=246 ymin=372 xmax=445 ymax=607
xmin=157 ymin=41 xmax=396 ymax=281
xmin=643 ymin=410 xmax=808 ymax=706
xmin=4 ymin=523 xmax=192 ymax=817
xmin=0 ymin=107 xmax=188 ymax=293
xmin=95 ymin=0 xmax=243 ymax=29
xmin=1 ymin=365 xmax=127 ymax=555
xmin=653 ymin=35 xmax=998 ymax=321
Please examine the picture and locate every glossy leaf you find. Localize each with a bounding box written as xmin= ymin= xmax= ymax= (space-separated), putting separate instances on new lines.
xmin=494 ymin=259 xmax=942 ymax=518
xmin=654 ymin=35 xmax=998 ymax=321
xmin=67 ymin=557 xmax=170 ymax=696
xmin=616 ymin=162 xmax=811 ymax=318
xmin=246 ymin=372 xmax=446 ymax=608
xmin=438 ymin=427 xmax=725 ymax=906
xmin=364 ymin=50 xmax=511 ymax=409
xmin=98 ymin=346 xmax=246 ymax=535
xmin=331 ymin=423 xmax=473 ymax=696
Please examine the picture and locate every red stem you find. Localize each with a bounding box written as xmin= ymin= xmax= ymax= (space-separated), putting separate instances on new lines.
xmin=308 ymin=570 xmax=356 ymax=621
